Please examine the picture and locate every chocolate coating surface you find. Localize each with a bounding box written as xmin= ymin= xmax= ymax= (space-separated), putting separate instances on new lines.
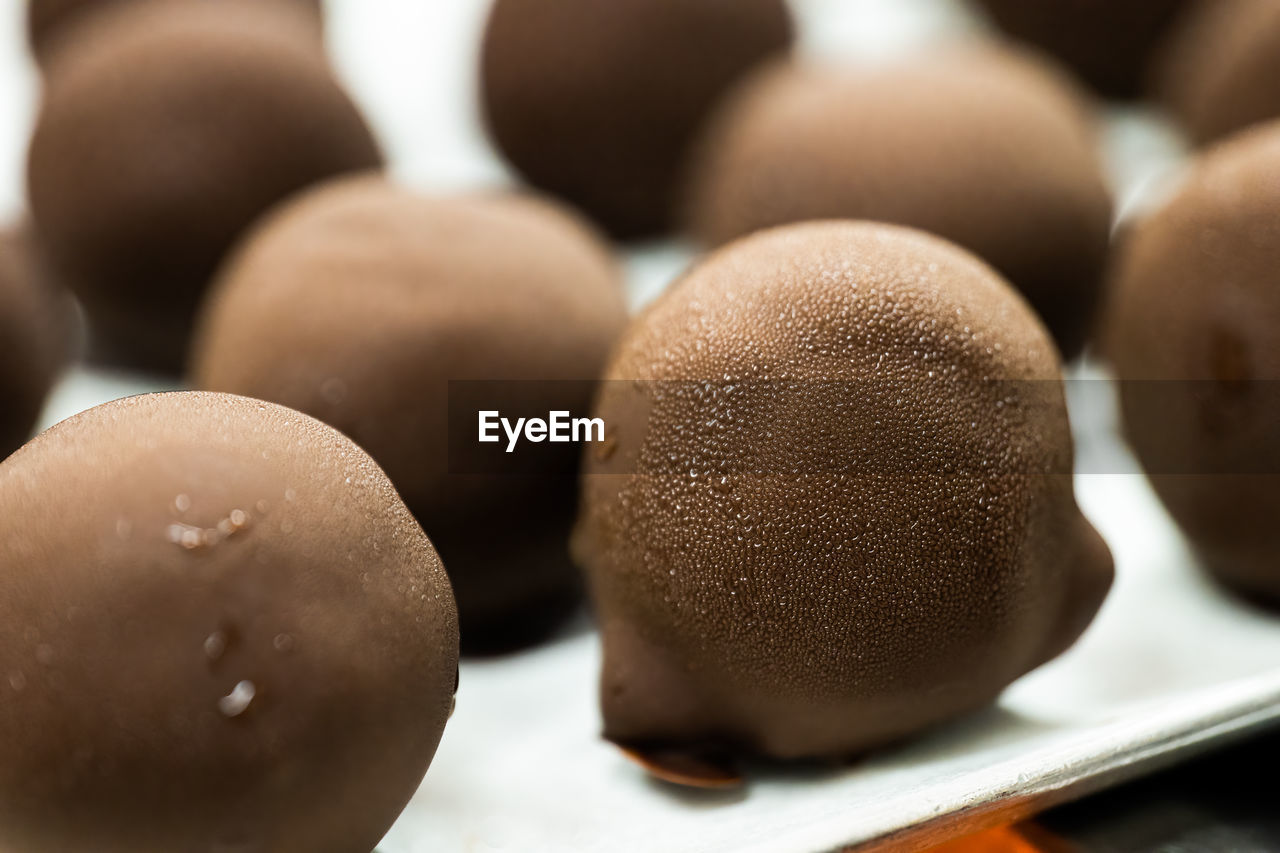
xmin=27 ymin=0 xmax=324 ymax=63
xmin=27 ymin=0 xmax=381 ymax=373
xmin=481 ymin=0 xmax=793 ymax=240
xmin=1107 ymin=124 xmax=1280 ymax=604
xmin=1158 ymin=0 xmax=1280 ymax=145
xmin=686 ymin=50 xmax=1113 ymax=360
xmin=574 ymin=222 xmax=1112 ymax=767
xmin=192 ymin=177 xmax=628 ymax=652
xmin=0 ymin=392 xmax=458 ymax=852
xmin=970 ymin=0 xmax=1191 ymax=98
xmin=0 ymin=229 xmax=67 ymax=459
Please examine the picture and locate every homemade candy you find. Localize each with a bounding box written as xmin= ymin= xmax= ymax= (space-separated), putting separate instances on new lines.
xmin=27 ymin=0 xmax=380 ymax=372
xmin=1107 ymin=123 xmax=1280 ymax=603
xmin=481 ymin=0 xmax=793 ymax=240
xmin=0 ymin=392 xmax=458 ymax=852
xmin=192 ymin=177 xmax=628 ymax=651
xmin=685 ymin=49 xmax=1113 ymax=359
xmin=575 ymin=222 xmax=1112 ymax=781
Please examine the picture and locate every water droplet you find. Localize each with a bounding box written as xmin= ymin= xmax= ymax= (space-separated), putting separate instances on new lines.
xmin=283 ymin=489 xmax=297 ymax=503
xmin=272 ymin=634 xmax=294 ymax=653
xmin=8 ymin=671 xmax=26 ymax=692
xmin=35 ymin=645 xmax=55 ymax=666
xmin=174 ymin=494 xmax=192 ymax=513
xmin=168 ymin=523 xmax=210 ymax=550
xmin=218 ymin=681 xmax=256 ymax=718
xmin=204 ymin=632 xmax=227 ymax=662
xmin=115 ymin=518 xmax=132 ymax=540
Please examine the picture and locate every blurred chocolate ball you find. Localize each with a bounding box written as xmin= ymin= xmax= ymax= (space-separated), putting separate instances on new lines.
xmin=481 ymin=0 xmax=793 ymax=241
xmin=0 ymin=228 xmax=69 ymax=459
xmin=686 ymin=49 xmax=1113 ymax=359
xmin=1158 ymin=0 xmax=1280 ymax=145
xmin=0 ymin=392 xmax=458 ymax=852
xmin=971 ymin=0 xmax=1191 ymax=99
xmin=27 ymin=0 xmax=324 ymax=63
xmin=27 ymin=0 xmax=381 ymax=374
xmin=192 ymin=177 xmax=628 ymax=652
xmin=1107 ymin=123 xmax=1280 ymax=604
xmin=575 ymin=222 xmax=1112 ymax=778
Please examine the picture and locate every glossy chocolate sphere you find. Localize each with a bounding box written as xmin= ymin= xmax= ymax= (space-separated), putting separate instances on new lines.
xmin=192 ymin=177 xmax=628 ymax=652
xmin=1158 ymin=0 xmax=1280 ymax=145
xmin=481 ymin=0 xmax=793 ymax=240
xmin=27 ymin=0 xmax=380 ymax=372
xmin=0 ymin=228 xmax=68 ymax=458
xmin=686 ymin=49 xmax=1113 ymax=359
xmin=0 ymin=392 xmax=458 ymax=852
xmin=971 ymin=0 xmax=1191 ymax=98
xmin=1108 ymin=123 xmax=1280 ymax=603
xmin=27 ymin=0 xmax=323 ymax=63
xmin=575 ymin=222 xmax=1112 ymax=776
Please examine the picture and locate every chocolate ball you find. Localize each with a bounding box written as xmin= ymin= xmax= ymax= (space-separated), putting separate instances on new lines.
xmin=26 ymin=0 xmax=381 ymax=374
xmin=192 ymin=177 xmax=628 ymax=652
xmin=481 ymin=0 xmax=794 ymax=241
xmin=0 ymin=392 xmax=458 ymax=852
xmin=27 ymin=0 xmax=324 ymax=63
xmin=686 ymin=49 xmax=1114 ymax=360
xmin=1157 ymin=0 xmax=1280 ymax=145
xmin=574 ymin=222 xmax=1112 ymax=779
xmin=1107 ymin=123 xmax=1280 ymax=604
xmin=0 ymin=228 xmax=68 ymax=459
xmin=970 ymin=0 xmax=1191 ymax=99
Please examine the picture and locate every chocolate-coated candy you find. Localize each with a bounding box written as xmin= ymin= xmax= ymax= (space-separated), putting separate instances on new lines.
xmin=575 ymin=222 xmax=1112 ymax=776
xmin=0 ymin=228 xmax=68 ymax=458
xmin=971 ymin=0 xmax=1191 ymax=98
xmin=1107 ymin=123 xmax=1280 ymax=603
xmin=685 ymin=49 xmax=1113 ymax=359
xmin=27 ymin=0 xmax=380 ymax=372
xmin=1158 ymin=0 xmax=1280 ymax=145
xmin=192 ymin=177 xmax=628 ymax=652
xmin=0 ymin=392 xmax=458 ymax=852
xmin=27 ymin=0 xmax=323 ymax=63
xmin=481 ymin=0 xmax=793 ymax=240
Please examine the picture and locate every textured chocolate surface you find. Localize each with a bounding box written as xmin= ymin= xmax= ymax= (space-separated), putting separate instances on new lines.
xmin=27 ymin=0 xmax=323 ymax=63
xmin=574 ymin=222 xmax=1112 ymax=770
xmin=0 ymin=392 xmax=459 ymax=852
xmin=1158 ymin=0 xmax=1280 ymax=145
xmin=1107 ymin=123 xmax=1280 ymax=603
xmin=192 ymin=177 xmax=628 ymax=652
xmin=27 ymin=0 xmax=381 ymax=373
xmin=971 ymin=0 xmax=1191 ymax=99
xmin=686 ymin=49 xmax=1113 ymax=360
xmin=0 ymin=228 xmax=68 ymax=459
xmin=481 ymin=0 xmax=793 ymax=240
